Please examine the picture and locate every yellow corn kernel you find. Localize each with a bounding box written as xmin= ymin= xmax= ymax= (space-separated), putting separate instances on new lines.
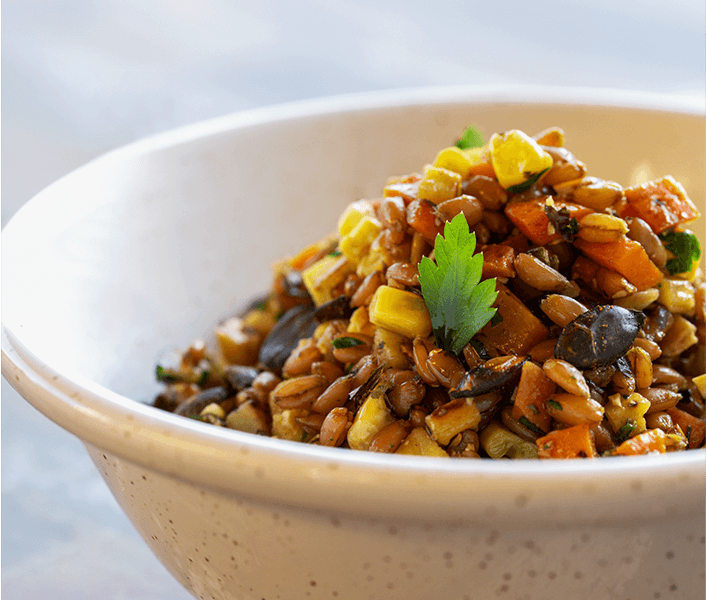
xmin=302 ymin=254 xmax=354 ymax=306
xmin=242 ymin=308 xmax=277 ymax=336
xmin=215 ymin=317 xmax=261 ymax=365
xmin=355 ymin=245 xmax=386 ymax=278
xmin=347 ymin=306 xmax=376 ymax=336
xmin=432 ymin=146 xmax=473 ymax=176
xmin=658 ymin=278 xmax=696 ymax=314
xmin=368 ymin=285 xmax=432 ymax=339
xmin=272 ymin=409 xmax=308 ymax=441
xmin=373 ymin=326 xmax=412 ymax=370
xmin=339 ymin=215 xmax=382 ymax=265
xmin=489 ymin=129 xmax=553 ymax=190
xmin=417 ymin=165 xmax=462 ymax=202
xmin=479 ymin=421 xmax=539 ymax=458
xmin=338 ymin=200 xmax=376 ymax=238
xmin=692 ymin=374 xmax=706 ymax=399
xmin=425 ymin=399 xmax=481 ymax=446
xmin=347 ymin=384 xmax=394 ymax=450
xmin=396 ymin=427 xmax=449 ymax=457
xmin=605 ymin=392 xmax=651 ymax=438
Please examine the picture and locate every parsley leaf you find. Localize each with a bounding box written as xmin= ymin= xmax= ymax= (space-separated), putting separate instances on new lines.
xmin=332 ymin=336 xmax=365 ymax=349
xmin=616 ymin=419 xmax=637 ymax=443
xmin=455 ymin=125 xmax=485 ymax=150
xmin=418 ymin=213 xmax=498 ymax=355
xmin=507 ymin=167 xmax=550 ymax=194
xmin=659 ymin=230 xmax=701 ymax=275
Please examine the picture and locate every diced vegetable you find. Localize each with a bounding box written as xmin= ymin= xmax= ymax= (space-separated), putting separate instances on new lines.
xmin=347 ymin=383 xmax=395 ymax=450
xmin=417 ymin=165 xmax=462 ymax=203
xmin=425 ymin=398 xmax=481 ymax=446
xmin=338 ymin=200 xmax=377 ymax=237
xmin=339 ymin=215 xmax=383 ymax=265
xmin=605 ymin=392 xmax=651 ymax=440
xmin=433 ymin=146 xmax=475 ymax=177
xmin=657 ymin=278 xmax=696 ymax=314
xmin=613 ymin=428 xmax=668 ymax=455
xmin=620 ymin=176 xmax=700 ymax=234
xmin=477 ymin=283 xmax=549 ymax=355
xmin=464 ymin=145 xmax=496 ymax=178
xmin=665 ymin=408 xmax=706 ymax=449
xmin=373 ymin=327 xmax=412 ymax=370
xmin=479 ymin=421 xmax=539 ymax=458
xmin=396 ymin=427 xmax=449 ymax=457
xmin=504 ymin=197 xmax=593 ymax=246
xmin=574 ymin=237 xmax=664 ymax=291
xmin=536 ymin=423 xmax=598 ymax=459
xmin=215 ymin=317 xmax=262 ymax=365
xmin=368 ymin=285 xmax=432 ymax=340
xmin=406 ymin=199 xmax=445 ymax=242
xmin=302 ymin=254 xmax=354 ymax=306
xmin=288 ymin=233 xmax=338 ymax=270
xmin=481 ymin=244 xmax=516 ymax=279
xmin=511 ymin=360 xmax=555 ymax=434
xmin=489 ymin=129 xmax=553 ymax=190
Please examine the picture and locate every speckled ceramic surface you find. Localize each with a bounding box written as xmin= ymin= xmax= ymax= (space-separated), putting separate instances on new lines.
xmin=3 ymin=87 xmax=705 ymax=600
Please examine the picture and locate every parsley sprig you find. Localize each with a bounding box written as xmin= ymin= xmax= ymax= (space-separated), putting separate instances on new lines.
xmin=418 ymin=214 xmax=498 ymax=355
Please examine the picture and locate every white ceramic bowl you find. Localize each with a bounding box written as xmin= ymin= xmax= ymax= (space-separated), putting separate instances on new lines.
xmin=3 ymin=87 xmax=705 ymax=600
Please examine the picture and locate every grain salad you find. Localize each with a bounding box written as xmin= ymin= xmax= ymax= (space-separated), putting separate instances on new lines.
xmin=153 ymin=125 xmax=705 ymax=459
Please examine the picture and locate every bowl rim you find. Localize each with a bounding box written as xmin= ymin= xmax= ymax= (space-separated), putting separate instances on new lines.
xmin=3 ymin=85 xmax=705 ymax=523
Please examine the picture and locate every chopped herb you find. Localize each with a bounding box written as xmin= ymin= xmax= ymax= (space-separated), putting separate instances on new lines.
xmin=506 ymin=167 xmax=550 ymax=194
xmin=455 ymin=124 xmax=485 ymax=150
xmin=659 ymin=230 xmax=701 ymax=275
xmin=255 ymin=300 xmax=267 ymax=311
xmin=332 ymin=336 xmax=365 ymax=349
xmin=155 ymin=364 xmax=180 ymax=383
xmin=418 ymin=214 xmax=498 ymax=355
xmin=197 ymin=369 xmax=210 ymax=387
xmin=616 ymin=419 xmax=637 ymax=443
xmin=547 ymin=399 xmax=563 ymax=411
xmin=328 ymin=249 xmax=342 ymax=257
xmin=519 ymin=416 xmax=545 ymax=435
xmin=544 ymin=204 xmax=579 ymax=242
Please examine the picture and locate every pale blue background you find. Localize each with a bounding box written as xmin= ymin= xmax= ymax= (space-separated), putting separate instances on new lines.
xmin=2 ymin=1 xmax=704 ymax=598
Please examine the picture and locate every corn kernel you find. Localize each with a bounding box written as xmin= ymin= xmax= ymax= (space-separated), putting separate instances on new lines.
xmin=396 ymin=427 xmax=449 ymax=457
xmin=355 ymin=245 xmax=386 ymax=278
xmin=215 ymin=317 xmax=261 ymax=365
xmin=302 ymin=254 xmax=354 ymax=306
xmin=692 ymin=374 xmax=706 ymax=399
xmin=347 ymin=306 xmax=375 ymax=336
xmin=338 ymin=200 xmax=376 ymax=237
xmin=417 ymin=165 xmax=462 ymax=203
xmin=347 ymin=384 xmax=394 ymax=450
xmin=605 ymin=392 xmax=651 ymax=438
xmin=433 ymin=146 xmax=473 ymax=176
xmin=657 ymin=279 xmax=696 ymax=314
xmin=272 ymin=409 xmax=308 ymax=441
xmin=373 ymin=327 xmax=412 ymax=370
xmin=489 ymin=129 xmax=553 ymax=189
xmin=368 ymin=285 xmax=432 ymax=339
xmin=340 ymin=215 xmax=382 ymax=265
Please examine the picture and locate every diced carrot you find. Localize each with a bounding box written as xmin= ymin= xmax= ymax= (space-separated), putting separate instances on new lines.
xmin=288 ymin=234 xmax=337 ymax=271
xmin=574 ymin=237 xmax=664 ymax=290
xmin=571 ymin=255 xmax=600 ymax=284
xmin=619 ymin=176 xmax=701 ymax=234
xmin=481 ymin=244 xmax=516 ymax=280
xmin=613 ymin=428 xmax=667 ymax=456
xmin=511 ymin=360 xmax=555 ymax=433
xmin=465 ymin=145 xmax=496 ymax=178
xmin=665 ymin=408 xmax=705 ymax=449
xmin=477 ymin=283 xmax=549 ymax=355
xmin=383 ymin=174 xmax=421 ymax=204
xmin=406 ymin=199 xmax=445 ymax=242
xmin=500 ymin=233 xmax=531 ymax=253
xmin=537 ymin=423 xmax=598 ymax=459
xmin=504 ymin=197 xmax=593 ymax=246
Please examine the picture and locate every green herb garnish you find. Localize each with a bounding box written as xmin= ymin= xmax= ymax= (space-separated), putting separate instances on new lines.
xmin=659 ymin=230 xmax=701 ymax=275
xmin=506 ymin=167 xmax=550 ymax=194
xmin=455 ymin=125 xmax=485 ymax=150
xmin=418 ymin=213 xmax=498 ymax=355
xmin=616 ymin=419 xmax=637 ymax=443
xmin=547 ymin=399 xmax=562 ymax=411
xmin=519 ymin=416 xmax=545 ymax=435
xmin=328 ymin=249 xmax=342 ymax=257
xmin=155 ymin=364 xmax=180 ymax=383
xmin=332 ymin=336 xmax=365 ymax=349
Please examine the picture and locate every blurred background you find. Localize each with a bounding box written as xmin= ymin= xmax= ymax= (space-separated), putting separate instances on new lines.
xmin=2 ymin=1 xmax=704 ymax=598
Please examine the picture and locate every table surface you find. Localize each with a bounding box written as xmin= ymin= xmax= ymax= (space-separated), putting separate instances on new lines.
xmin=2 ymin=1 xmax=704 ymax=598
